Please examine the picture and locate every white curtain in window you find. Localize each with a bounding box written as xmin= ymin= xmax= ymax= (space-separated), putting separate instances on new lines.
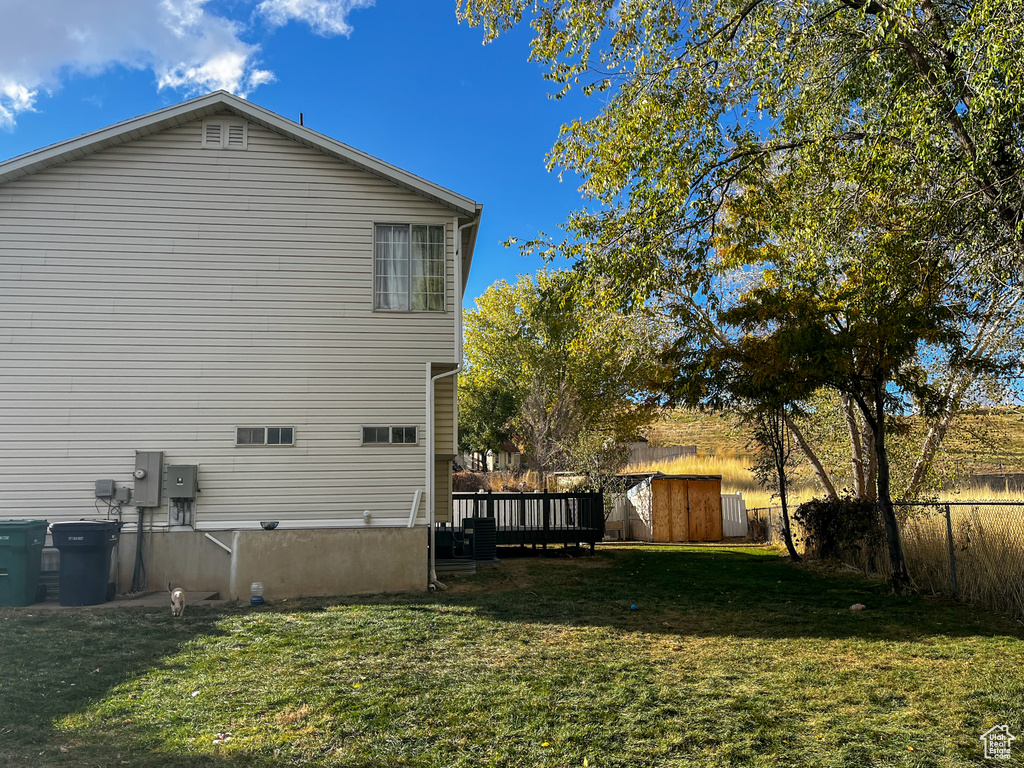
xmin=375 ymin=225 xmax=410 ymax=309
xmin=411 ymin=225 xmax=445 ymax=311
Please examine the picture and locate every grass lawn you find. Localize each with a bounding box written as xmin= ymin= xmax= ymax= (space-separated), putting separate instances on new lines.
xmin=2 ymin=545 xmax=1022 ymax=767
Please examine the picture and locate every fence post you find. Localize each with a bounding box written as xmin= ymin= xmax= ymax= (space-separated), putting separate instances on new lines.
xmin=944 ymin=503 xmax=959 ymax=600
xmin=542 ymin=494 xmax=551 ymax=549
xmin=486 ymin=491 xmax=494 ymax=519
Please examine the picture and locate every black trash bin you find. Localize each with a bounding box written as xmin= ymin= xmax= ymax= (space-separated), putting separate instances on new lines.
xmin=50 ymin=521 xmax=122 ymax=606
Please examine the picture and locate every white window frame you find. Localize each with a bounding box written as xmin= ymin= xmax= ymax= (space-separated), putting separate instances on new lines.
xmin=373 ymin=223 xmax=446 ymax=312
xmin=361 ymin=426 xmax=419 ymax=445
xmin=236 ymin=426 xmax=294 ymax=446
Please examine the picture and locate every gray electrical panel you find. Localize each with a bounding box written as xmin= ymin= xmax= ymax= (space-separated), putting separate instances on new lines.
xmin=166 ymin=465 xmax=199 ymax=500
xmin=133 ymin=451 xmax=163 ymax=507
xmin=95 ymin=479 xmax=115 ymax=499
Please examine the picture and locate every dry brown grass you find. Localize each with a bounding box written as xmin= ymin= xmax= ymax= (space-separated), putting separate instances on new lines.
xmin=452 ymin=470 xmax=544 ymax=492
xmin=274 ymin=705 xmax=312 ymax=726
xmin=644 ymin=406 xmax=1024 ymax=474
xmin=755 ymin=502 xmax=1024 ymax=620
xmin=901 ymin=504 xmax=1024 ymax=619
xmin=625 ymin=452 xmax=819 ymax=510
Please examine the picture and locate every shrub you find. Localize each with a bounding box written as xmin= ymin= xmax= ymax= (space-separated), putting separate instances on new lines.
xmin=794 ymin=497 xmax=886 ymax=571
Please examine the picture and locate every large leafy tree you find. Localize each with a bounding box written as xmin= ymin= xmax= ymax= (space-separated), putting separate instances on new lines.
xmin=458 ymin=0 xmax=1024 ymax=499
xmin=677 ymin=215 xmax=1007 ymax=590
xmin=459 ymin=269 xmax=667 ymax=469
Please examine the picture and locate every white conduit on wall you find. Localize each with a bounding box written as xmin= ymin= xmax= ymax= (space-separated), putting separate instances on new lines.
xmin=424 ymin=214 xmax=478 ymax=589
xmin=407 ymin=489 xmax=423 ymax=527
xmin=204 ymin=533 xmax=233 ymax=554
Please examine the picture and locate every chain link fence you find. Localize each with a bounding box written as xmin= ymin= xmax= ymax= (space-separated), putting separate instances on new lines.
xmin=748 ymin=502 xmax=1024 ymax=620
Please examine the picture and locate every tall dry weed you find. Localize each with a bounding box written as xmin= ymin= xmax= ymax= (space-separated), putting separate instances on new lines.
xmin=902 ymin=505 xmax=1024 ymax=619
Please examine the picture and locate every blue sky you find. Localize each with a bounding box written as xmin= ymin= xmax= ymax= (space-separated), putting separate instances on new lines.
xmin=0 ymin=0 xmax=591 ymax=307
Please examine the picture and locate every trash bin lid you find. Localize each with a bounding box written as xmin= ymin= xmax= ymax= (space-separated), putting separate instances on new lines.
xmin=50 ymin=520 xmax=122 ymax=548
xmin=0 ymin=520 xmax=48 ymax=547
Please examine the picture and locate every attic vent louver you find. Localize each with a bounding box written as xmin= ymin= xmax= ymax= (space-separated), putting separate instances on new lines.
xmin=226 ymin=122 xmax=247 ymax=149
xmin=202 ymin=121 xmax=222 ymax=147
xmin=202 ymin=119 xmax=247 ymax=150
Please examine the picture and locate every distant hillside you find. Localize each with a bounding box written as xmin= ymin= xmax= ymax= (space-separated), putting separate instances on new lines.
xmin=642 ymin=407 xmax=1024 ymax=475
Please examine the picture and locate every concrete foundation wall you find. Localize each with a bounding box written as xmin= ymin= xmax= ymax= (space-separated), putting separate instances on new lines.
xmin=115 ymin=526 xmax=427 ymax=599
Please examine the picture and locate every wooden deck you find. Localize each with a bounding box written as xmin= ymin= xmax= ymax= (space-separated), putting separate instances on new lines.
xmin=441 ymin=491 xmax=605 ymax=553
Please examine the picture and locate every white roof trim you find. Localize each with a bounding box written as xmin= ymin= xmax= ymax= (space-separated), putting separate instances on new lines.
xmin=0 ymin=90 xmax=479 ymax=218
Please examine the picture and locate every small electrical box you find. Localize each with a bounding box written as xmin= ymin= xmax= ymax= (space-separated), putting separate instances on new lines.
xmin=114 ymin=486 xmax=132 ymax=504
xmin=95 ymin=479 xmax=115 ymax=499
xmin=166 ymin=465 xmax=199 ymax=500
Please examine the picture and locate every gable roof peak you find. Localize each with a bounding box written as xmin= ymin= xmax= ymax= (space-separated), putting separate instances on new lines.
xmin=0 ymin=91 xmax=480 ymax=221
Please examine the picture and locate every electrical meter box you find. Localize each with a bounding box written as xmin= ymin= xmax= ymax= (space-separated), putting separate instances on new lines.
xmin=166 ymin=465 xmax=199 ymax=500
xmin=133 ymin=451 xmax=163 ymax=507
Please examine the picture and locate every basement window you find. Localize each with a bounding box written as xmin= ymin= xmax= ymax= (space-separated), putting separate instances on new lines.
xmin=236 ymin=427 xmax=294 ymax=446
xmin=362 ymin=426 xmax=418 ymax=445
xmin=203 ymin=119 xmax=248 ymax=150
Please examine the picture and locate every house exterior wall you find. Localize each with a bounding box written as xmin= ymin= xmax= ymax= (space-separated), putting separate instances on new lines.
xmin=0 ymin=114 xmax=460 ymax=538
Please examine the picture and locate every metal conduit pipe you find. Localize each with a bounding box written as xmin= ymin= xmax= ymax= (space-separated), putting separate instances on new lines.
xmin=424 ymin=214 xmax=478 ymax=590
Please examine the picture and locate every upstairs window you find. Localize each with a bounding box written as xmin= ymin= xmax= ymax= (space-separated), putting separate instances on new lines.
xmin=374 ymin=224 xmax=445 ymax=311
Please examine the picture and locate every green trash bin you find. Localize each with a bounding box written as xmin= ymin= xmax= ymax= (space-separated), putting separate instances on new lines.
xmin=0 ymin=519 xmax=49 ymax=607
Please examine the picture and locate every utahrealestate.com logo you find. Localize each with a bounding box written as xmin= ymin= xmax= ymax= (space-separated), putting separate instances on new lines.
xmin=980 ymin=725 xmax=1016 ymax=760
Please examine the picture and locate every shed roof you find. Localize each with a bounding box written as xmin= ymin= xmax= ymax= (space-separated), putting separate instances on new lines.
xmin=617 ymin=472 xmax=724 ymax=481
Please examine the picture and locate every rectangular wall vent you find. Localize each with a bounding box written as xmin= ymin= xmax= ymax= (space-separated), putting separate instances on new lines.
xmin=226 ymin=123 xmax=247 ymax=149
xmin=202 ymin=119 xmax=248 ymax=150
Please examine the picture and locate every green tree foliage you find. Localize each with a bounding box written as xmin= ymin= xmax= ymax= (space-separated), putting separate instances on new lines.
xmin=459 ymin=0 xmax=1024 ymax=274
xmin=458 ymin=0 xmax=1024 ymax=497
xmin=459 ymin=270 xmax=667 ymax=469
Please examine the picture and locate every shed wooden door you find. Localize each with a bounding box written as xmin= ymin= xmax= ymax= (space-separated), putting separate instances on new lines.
xmin=651 ymin=477 xmax=691 ymax=542
xmin=650 ymin=477 xmax=723 ymax=542
xmin=686 ymin=479 xmax=722 ymax=541
xmin=651 ymin=481 xmax=684 ymax=540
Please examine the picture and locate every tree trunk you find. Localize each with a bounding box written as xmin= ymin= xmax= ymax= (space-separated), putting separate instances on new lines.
xmin=777 ymin=460 xmax=802 ymax=561
xmin=842 ymin=395 xmax=866 ymax=497
xmin=775 ymin=409 xmax=801 ymax=561
xmin=854 ymin=383 xmax=912 ymax=594
xmin=863 ymin=422 xmax=878 ymax=502
xmin=785 ymin=414 xmax=839 ymax=500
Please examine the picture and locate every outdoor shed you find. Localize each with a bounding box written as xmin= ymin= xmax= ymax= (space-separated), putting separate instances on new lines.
xmin=614 ymin=473 xmax=724 ymax=542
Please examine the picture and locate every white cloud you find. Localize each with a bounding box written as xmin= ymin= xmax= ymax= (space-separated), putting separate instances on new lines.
xmin=0 ymin=0 xmax=370 ymax=128
xmin=0 ymin=82 xmax=36 ymax=129
xmin=257 ymin=0 xmax=375 ymax=37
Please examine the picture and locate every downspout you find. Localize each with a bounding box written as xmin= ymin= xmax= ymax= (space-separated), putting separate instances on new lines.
xmin=425 ymin=214 xmax=478 ymax=590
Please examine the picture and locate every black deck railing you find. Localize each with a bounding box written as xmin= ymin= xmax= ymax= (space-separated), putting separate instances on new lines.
xmin=444 ymin=491 xmax=605 ymax=549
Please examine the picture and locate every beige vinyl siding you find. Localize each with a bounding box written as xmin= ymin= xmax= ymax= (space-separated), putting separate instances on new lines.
xmin=433 ymin=373 xmax=456 ymax=456
xmin=432 ymin=373 xmax=456 ymax=524
xmin=0 ymin=115 xmax=459 ymax=528
xmin=434 ymin=459 xmax=452 ymax=524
